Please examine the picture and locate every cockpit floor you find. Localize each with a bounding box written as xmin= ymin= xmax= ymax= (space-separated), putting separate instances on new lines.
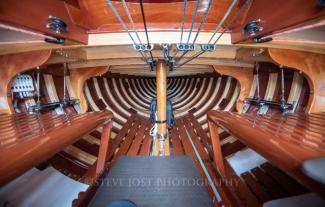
xmin=88 ymin=156 xmax=214 ymax=207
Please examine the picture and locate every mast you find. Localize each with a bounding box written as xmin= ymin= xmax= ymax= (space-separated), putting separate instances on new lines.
xmin=153 ymin=60 xmax=170 ymax=156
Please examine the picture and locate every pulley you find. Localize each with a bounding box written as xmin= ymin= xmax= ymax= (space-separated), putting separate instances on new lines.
xmin=133 ymin=44 xmax=154 ymax=52
xmin=201 ymin=44 xmax=215 ymax=52
xmin=46 ymin=16 xmax=68 ymax=34
xmin=243 ymin=19 xmax=263 ymax=36
xmin=176 ymin=43 xmax=195 ymax=51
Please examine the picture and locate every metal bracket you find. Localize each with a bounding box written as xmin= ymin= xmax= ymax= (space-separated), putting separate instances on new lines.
xmin=46 ymin=16 xmax=68 ymax=34
xmin=28 ymin=98 xmax=79 ymax=114
xmin=162 ymin=44 xmax=175 ymax=71
xmin=253 ymin=36 xmax=273 ymax=43
xmin=284 ymin=101 xmax=298 ymax=114
xmin=201 ymin=44 xmax=215 ymax=52
xmin=176 ymin=43 xmax=195 ymax=51
xmin=44 ymin=36 xmax=65 ymax=44
xmin=133 ymin=44 xmax=154 ymax=52
xmin=147 ymin=58 xmax=157 ymax=71
xmin=257 ymin=103 xmax=269 ymax=115
xmin=244 ymin=97 xmax=296 ymax=114
xmin=241 ymin=100 xmax=250 ymax=113
xmin=243 ymin=19 xmax=263 ymax=36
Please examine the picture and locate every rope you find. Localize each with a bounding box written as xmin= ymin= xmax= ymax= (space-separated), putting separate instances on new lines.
xmin=172 ymin=0 xmax=188 ymax=59
xmin=106 ymin=0 xmax=147 ymax=61
xmin=186 ymin=0 xmax=201 ymax=44
xmin=176 ymin=0 xmax=252 ymax=68
xmin=121 ymin=0 xmax=149 ymax=63
xmin=178 ymin=0 xmax=213 ymax=60
xmin=192 ymin=0 xmax=214 ymax=45
xmin=149 ymin=112 xmax=158 ymax=137
xmin=139 ymin=0 xmax=154 ymax=61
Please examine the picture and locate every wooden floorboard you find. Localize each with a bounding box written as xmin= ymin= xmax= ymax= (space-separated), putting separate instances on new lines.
xmin=251 ymin=167 xmax=288 ymax=199
xmin=183 ymin=118 xmax=209 ymax=161
xmin=170 ymin=126 xmax=185 ymax=155
xmin=127 ymin=119 xmax=149 ymax=156
xmin=261 ymin=163 xmax=307 ymax=196
xmin=111 ymin=119 xmax=140 ymax=165
xmin=222 ymin=141 xmax=246 ymax=157
xmin=138 ymin=132 xmax=152 ymax=156
xmin=107 ymin=114 xmax=136 ymax=161
xmin=241 ymin=172 xmax=272 ymax=203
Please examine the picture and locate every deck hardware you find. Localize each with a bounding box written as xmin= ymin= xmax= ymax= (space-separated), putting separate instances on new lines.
xmin=147 ymin=58 xmax=157 ymax=71
xmin=243 ymin=19 xmax=263 ymax=36
xmin=176 ymin=0 xmax=201 ymax=60
xmin=257 ymin=103 xmax=269 ymax=115
xmin=201 ymin=44 xmax=215 ymax=52
xmin=46 ymin=16 xmax=68 ymax=34
xmin=26 ymin=64 xmax=80 ymax=114
xmin=28 ymin=99 xmax=80 ymax=114
xmin=44 ymin=36 xmax=65 ymax=44
xmin=176 ymin=43 xmax=195 ymax=51
xmin=252 ymin=36 xmax=272 ymax=43
xmin=243 ymin=64 xmax=296 ymax=114
xmin=241 ymin=99 xmax=250 ymax=113
xmin=133 ymin=44 xmax=154 ymax=52
xmin=163 ymin=44 xmax=175 ymax=71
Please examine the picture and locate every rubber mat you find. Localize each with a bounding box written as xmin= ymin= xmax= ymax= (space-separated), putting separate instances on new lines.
xmin=88 ymin=156 xmax=214 ymax=207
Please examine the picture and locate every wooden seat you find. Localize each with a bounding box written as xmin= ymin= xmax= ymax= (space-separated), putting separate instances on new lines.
xmin=73 ymin=113 xmax=152 ymax=207
xmin=207 ymin=111 xmax=325 ymax=196
xmin=0 ymin=110 xmax=113 ymax=186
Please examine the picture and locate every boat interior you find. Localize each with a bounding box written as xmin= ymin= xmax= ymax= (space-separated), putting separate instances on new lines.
xmin=0 ymin=0 xmax=325 ymax=207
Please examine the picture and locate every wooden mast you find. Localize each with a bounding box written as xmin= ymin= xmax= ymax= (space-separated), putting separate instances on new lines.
xmin=153 ymin=60 xmax=170 ymax=156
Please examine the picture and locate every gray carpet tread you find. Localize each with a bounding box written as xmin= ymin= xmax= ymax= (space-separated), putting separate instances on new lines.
xmin=88 ymin=156 xmax=214 ymax=207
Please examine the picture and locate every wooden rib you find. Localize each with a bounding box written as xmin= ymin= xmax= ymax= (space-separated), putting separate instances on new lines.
xmin=268 ymin=48 xmax=325 ymax=113
xmin=287 ymin=72 xmax=304 ymax=104
xmin=64 ymin=145 xmax=97 ymax=165
xmin=69 ymin=66 xmax=109 ymax=112
xmin=214 ymin=66 xmax=254 ymax=111
xmin=0 ymin=50 xmax=51 ymax=114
